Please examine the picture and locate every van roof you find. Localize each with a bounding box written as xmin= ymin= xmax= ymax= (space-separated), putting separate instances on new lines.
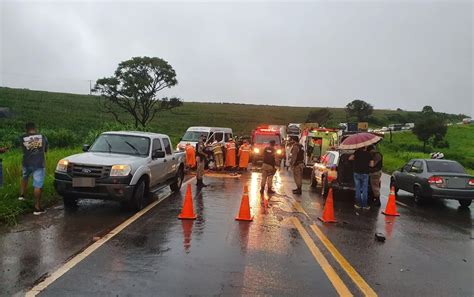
xmin=187 ymin=126 xmax=233 ymax=132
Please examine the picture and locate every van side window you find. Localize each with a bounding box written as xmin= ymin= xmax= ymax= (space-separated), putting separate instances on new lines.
xmin=152 ymin=139 xmax=162 ymax=152
xmin=162 ymin=138 xmax=172 ymax=155
xmin=214 ymin=132 xmax=224 ymax=142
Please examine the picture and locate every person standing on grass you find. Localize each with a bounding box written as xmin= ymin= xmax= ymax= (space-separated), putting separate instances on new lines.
xmin=18 ymin=123 xmax=48 ymax=215
xmin=349 ymin=146 xmax=374 ymax=210
xmin=0 ymin=146 xmax=9 ymax=188
xmin=368 ymin=145 xmax=383 ymax=206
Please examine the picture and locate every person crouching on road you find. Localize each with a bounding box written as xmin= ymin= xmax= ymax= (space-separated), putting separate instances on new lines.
xmin=185 ymin=143 xmax=196 ymax=170
xmin=18 ymin=122 xmax=48 ymax=215
xmin=260 ymin=140 xmax=277 ymax=194
xmin=290 ymin=139 xmax=305 ymax=195
xmin=212 ymin=140 xmax=224 ymax=171
xmin=368 ymin=145 xmax=383 ymax=206
xmin=238 ymin=140 xmax=251 ymax=172
xmin=349 ymin=146 xmax=374 ymax=210
xmin=195 ymin=137 xmax=207 ymax=187
xmin=225 ymin=138 xmax=237 ymax=171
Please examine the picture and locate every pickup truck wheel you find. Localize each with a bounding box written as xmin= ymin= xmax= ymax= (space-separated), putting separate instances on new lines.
xmin=458 ymin=200 xmax=472 ymax=208
xmin=132 ymin=179 xmax=146 ymax=211
xmin=63 ymin=196 xmax=78 ymax=210
xmin=310 ymin=170 xmax=318 ymax=188
xmin=170 ymin=168 xmax=184 ymax=192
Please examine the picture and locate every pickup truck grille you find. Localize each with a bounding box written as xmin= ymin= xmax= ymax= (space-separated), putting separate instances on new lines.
xmin=68 ymin=163 xmax=111 ymax=179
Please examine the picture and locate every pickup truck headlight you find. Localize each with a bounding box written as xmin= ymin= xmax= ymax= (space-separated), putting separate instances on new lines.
xmin=56 ymin=159 xmax=69 ymax=172
xmin=110 ymin=165 xmax=131 ymax=177
xmin=253 ymin=148 xmax=260 ymax=154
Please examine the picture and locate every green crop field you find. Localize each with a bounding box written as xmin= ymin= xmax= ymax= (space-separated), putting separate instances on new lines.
xmin=0 ymin=87 xmax=470 ymax=224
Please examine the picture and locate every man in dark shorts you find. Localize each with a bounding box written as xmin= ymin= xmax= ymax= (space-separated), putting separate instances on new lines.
xmin=18 ymin=123 xmax=48 ymax=215
xmin=349 ymin=146 xmax=374 ymax=210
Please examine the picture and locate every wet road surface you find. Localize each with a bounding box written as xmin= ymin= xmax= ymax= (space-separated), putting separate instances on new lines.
xmin=1 ymin=170 xmax=473 ymax=296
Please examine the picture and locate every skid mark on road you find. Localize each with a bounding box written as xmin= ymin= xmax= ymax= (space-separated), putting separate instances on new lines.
xmin=25 ymin=177 xmax=196 ymax=297
xmin=291 ymin=217 xmax=353 ymax=297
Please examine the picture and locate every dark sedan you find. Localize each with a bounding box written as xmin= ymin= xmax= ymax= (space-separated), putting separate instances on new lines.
xmin=391 ymin=159 xmax=474 ymax=207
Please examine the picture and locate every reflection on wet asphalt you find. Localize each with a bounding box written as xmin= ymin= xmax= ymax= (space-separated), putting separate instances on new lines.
xmin=1 ymin=170 xmax=472 ymax=297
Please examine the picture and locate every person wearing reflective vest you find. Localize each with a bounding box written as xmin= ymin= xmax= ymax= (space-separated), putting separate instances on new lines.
xmin=225 ymin=138 xmax=237 ymax=169
xmin=368 ymin=145 xmax=383 ymax=206
xmin=212 ymin=140 xmax=224 ymax=170
xmin=185 ymin=143 xmax=196 ymax=169
xmin=290 ymin=139 xmax=305 ymax=195
xmin=238 ymin=140 xmax=251 ymax=171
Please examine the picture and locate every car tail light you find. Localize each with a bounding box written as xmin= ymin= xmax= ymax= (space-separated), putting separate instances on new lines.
xmin=468 ymin=179 xmax=474 ymax=186
xmin=428 ymin=176 xmax=445 ymax=186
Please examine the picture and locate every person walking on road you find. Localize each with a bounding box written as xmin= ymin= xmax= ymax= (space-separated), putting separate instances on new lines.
xmin=195 ymin=136 xmax=208 ymax=187
xmin=225 ymin=138 xmax=237 ymax=170
xmin=349 ymin=146 xmax=374 ymax=210
xmin=260 ymin=140 xmax=277 ymax=194
xmin=0 ymin=146 xmax=8 ymax=188
xmin=238 ymin=140 xmax=251 ymax=171
xmin=368 ymin=145 xmax=383 ymax=206
xmin=185 ymin=143 xmax=196 ymax=169
xmin=18 ymin=123 xmax=48 ymax=215
xmin=290 ymin=139 xmax=305 ymax=195
xmin=211 ymin=140 xmax=224 ymax=170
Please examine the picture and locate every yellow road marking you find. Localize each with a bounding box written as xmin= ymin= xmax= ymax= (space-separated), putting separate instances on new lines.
xmin=25 ymin=177 xmax=196 ymax=297
xmin=310 ymin=224 xmax=378 ymax=297
xmin=291 ymin=217 xmax=353 ymax=297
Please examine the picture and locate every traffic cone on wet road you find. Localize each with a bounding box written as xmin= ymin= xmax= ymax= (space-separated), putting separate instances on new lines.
xmin=178 ymin=184 xmax=197 ymax=220
xmin=236 ymin=185 xmax=253 ymax=221
xmin=382 ymin=186 xmax=400 ymax=216
xmin=318 ymin=187 xmax=337 ymax=223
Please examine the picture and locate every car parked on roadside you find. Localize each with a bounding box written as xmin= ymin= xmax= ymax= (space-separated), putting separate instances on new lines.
xmin=54 ymin=131 xmax=186 ymax=211
xmin=391 ymin=159 xmax=474 ymax=207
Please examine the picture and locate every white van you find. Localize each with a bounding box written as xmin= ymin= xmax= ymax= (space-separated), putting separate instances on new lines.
xmin=177 ymin=126 xmax=233 ymax=151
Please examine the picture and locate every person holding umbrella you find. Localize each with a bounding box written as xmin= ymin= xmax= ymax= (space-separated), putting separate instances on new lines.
xmin=339 ymin=133 xmax=381 ymax=210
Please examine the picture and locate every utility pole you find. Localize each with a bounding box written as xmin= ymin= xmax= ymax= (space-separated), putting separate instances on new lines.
xmin=88 ymin=80 xmax=92 ymax=95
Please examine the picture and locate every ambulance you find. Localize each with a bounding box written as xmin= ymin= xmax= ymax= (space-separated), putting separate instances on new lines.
xmin=300 ymin=127 xmax=339 ymax=168
xmin=251 ymin=125 xmax=285 ymax=165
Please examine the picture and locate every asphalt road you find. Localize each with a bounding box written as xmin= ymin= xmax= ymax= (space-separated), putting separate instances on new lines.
xmin=0 ymin=170 xmax=472 ymax=296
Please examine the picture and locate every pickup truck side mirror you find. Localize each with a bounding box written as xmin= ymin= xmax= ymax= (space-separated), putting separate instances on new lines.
xmin=83 ymin=144 xmax=90 ymax=152
xmin=153 ymin=150 xmax=166 ymax=159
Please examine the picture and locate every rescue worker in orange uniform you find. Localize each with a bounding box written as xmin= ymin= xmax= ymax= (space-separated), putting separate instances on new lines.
xmin=225 ymin=138 xmax=237 ymax=169
xmin=238 ymin=140 xmax=251 ymax=171
xmin=185 ymin=143 xmax=196 ymax=169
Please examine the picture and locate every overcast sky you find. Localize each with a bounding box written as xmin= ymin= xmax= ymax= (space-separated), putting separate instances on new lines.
xmin=1 ymin=0 xmax=472 ymax=116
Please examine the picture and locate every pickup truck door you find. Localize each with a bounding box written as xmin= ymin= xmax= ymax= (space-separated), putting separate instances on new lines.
xmin=162 ymin=137 xmax=175 ymax=180
xmin=149 ymin=139 xmax=167 ymax=186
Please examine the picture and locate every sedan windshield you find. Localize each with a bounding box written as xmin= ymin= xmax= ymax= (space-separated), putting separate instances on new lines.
xmin=182 ymin=131 xmax=209 ymax=142
xmin=426 ymin=161 xmax=466 ymax=173
xmin=254 ymin=134 xmax=281 ymax=145
xmin=90 ymin=134 xmax=150 ymax=157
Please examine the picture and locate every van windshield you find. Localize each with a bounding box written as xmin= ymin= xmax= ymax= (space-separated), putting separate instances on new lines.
xmin=254 ymin=134 xmax=281 ymax=145
xmin=182 ymin=131 xmax=209 ymax=142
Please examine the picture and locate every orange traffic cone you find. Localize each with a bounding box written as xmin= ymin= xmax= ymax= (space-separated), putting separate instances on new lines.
xmin=236 ymin=186 xmax=253 ymax=221
xmin=178 ymin=184 xmax=197 ymax=220
xmin=318 ymin=187 xmax=337 ymax=223
xmin=382 ymin=186 xmax=400 ymax=216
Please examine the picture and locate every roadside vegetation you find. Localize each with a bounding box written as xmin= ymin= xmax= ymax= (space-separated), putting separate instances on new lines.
xmin=0 ymin=86 xmax=470 ymax=224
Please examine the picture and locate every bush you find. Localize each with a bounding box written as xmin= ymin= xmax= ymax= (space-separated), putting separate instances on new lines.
xmin=42 ymin=129 xmax=80 ymax=148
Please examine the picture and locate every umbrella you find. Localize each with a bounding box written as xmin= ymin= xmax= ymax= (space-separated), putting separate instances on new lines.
xmin=338 ymin=132 xmax=382 ymax=150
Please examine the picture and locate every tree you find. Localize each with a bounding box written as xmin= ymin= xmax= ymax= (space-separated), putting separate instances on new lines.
xmin=412 ymin=112 xmax=447 ymax=152
xmin=306 ymin=108 xmax=332 ymax=126
xmin=94 ymin=56 xmax=182 ymax=128
xmin=422 ymin=105 xmax=434 ymax=113
xmin=345 ymin=100 xmax=373 ymax=121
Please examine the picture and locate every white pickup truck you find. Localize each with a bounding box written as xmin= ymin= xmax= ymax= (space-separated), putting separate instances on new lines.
xmin=54 ymin=131 xmax=185 ymax=211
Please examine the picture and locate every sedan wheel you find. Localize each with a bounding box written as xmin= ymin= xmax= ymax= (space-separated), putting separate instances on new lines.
xmin=310 ymin=171 xmax=318 ymax=188
xmin=321 ymin=176 xmax=329 ymax=197
xmin=413 ymin=187 xmax=424 ymax=205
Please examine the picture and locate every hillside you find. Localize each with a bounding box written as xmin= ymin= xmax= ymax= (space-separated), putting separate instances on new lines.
xmin=0 ymin=87 xmax=463 ymax=146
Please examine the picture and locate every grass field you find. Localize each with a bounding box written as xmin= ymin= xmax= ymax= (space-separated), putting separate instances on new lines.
xmin=0 ymin=87 xmax=470 ymax=223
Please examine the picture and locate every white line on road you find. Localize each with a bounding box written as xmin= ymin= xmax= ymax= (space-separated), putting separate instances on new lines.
xmin=396 ymin=201 xmax=409 ymax=207
xmin=25 ymin=177 xmax=196 ymax=297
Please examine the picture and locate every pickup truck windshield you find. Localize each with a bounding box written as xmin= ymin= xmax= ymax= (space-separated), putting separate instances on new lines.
xmin=254 ymin=134 xmax=281 ymax=145
xmin=182 ymin=131 xmax=209 ymax=142
xmin=90 ymin=135 xmax=150 ymax=157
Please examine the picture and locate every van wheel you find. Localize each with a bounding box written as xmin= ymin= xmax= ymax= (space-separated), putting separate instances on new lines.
xmin=63 ymin=195 xmax=78 ymax=210
xmin=170 ymin=168 xmax=184 ymax=192
xmin=131 ymin=179 xmax=146 ymax=211
xmin=310 ymin=170 xmax=318 ymax=188
xmin=321 ymin=176 xmax=329 ymax=197
xmin=458 ymin=200 xmax=472 ymax=208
